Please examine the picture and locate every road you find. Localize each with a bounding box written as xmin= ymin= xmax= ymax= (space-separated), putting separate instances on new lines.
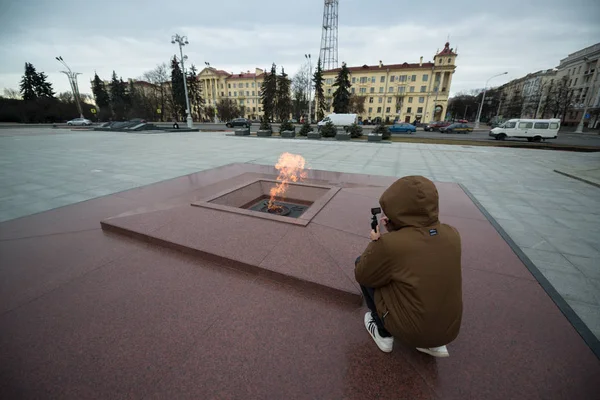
xmin=1 ymin=122 xmax=599 ymax=147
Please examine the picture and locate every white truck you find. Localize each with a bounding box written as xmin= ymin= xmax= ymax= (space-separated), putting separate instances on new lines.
xmin=317 ymin=113 xmax=358 ymax=130
xmin=489 ymin=118 xmax=560 ymax=142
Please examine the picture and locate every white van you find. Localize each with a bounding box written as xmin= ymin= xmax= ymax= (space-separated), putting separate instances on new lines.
xmin=489 ymin=119 xmax=560 ymax=142
xmin=317 ymin=113 xmax=358 ymax=130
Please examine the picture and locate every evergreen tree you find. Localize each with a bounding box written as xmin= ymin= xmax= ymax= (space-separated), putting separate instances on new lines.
xmin=275 ymin=67 xmax=292 ymax=122
xmin=34 ymin=71 xmax=55 ymax=98
xmin=332 ymin=62 xmax=351 ymax=113
xmin=20 ymin=63 xmax=39 ymax=101
xmin=313 ymin=58 xmax=326 ymax=121
xmin=186 ymin=64 xmax=204 ymax=121
xmin=260 ymin=63 xmax=277 ymax=122
xmin=170 ymin=56 xmax=186 ymax=120
xmin=92 ymin=73 xmax=111 ymax=120
xmin=109 ymin=71 xmax=128 ymax=120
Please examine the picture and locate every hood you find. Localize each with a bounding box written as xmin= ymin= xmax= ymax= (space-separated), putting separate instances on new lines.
xmin=379 ymin=176 xmax=439 ymax=229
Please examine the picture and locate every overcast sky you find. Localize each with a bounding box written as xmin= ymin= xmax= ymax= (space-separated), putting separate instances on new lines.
xmin=1 ymin=0 xmax=599 ymax=97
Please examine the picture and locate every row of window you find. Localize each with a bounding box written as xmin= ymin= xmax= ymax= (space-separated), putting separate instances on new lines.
xmin=362 ymin=106 xmax=423 ymax=114
xmin=227 ymin=82 xmax=256 ymax=89
xmin=228 ymin=91 xmax=257 ymax=97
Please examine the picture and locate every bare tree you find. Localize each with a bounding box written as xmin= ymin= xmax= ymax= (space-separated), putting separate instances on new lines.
xmin=2 ymin=88 xmax=21 ymax=99
xmin=292 ymin=64 xmax=310 ymax=120
xmin=143 ymin=63 xmax=170 ymax=121
xmin=349 ymin=94 xmax=366 ymax=114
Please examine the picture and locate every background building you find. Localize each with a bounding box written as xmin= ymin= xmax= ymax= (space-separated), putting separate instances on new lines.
xmin=323 ymin=42 xmax=457 ymax=123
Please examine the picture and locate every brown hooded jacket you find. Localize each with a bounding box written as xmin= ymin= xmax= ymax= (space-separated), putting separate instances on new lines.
xmin=355 ymin=176 xmax=463 ymax=348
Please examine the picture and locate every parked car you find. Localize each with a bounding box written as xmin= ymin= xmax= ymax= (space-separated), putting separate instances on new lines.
xmin=424 ymin=121 xmax=451 ymax=132
xmin=388 ymin=123 xmax=417 ymax=134
xmin=225 ymin=118 xmax=251 ymax=128
xmin=67 ymin=118 xmax=92 ymax=126
xmin=439 ymin=123 xmax=473 ymax=133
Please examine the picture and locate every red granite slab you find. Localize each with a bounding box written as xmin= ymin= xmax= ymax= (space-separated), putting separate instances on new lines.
xmin=1 ymin=163 xmax=599 ymax=400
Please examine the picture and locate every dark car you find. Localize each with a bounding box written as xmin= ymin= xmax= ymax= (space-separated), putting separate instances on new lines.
xmin=226 ymin=118 xmax=251 ymax=128
xmin=424 ymin=121 xmax=451 ymax=132
xmin=439 ymin=123 xmax=473 ymax=134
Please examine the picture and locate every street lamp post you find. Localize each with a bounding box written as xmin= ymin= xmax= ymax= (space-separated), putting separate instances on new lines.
xmin=172 ymin=34 xmax=193 ymax=128
xmin=305 ymin=54 xmax=312 ymax=123
xmin=475 ymin=72 xmax=507 ymax=129
xmin=55 ymin=56 xmax=84 ymax=118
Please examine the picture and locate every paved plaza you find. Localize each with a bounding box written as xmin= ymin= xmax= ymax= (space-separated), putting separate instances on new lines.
xmin=1 ymin=127 xmax=599 ymax=344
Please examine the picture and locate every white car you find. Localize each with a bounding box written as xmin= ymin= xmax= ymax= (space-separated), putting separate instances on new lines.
xmin=67 ymin=118 xmax=92 ymax=126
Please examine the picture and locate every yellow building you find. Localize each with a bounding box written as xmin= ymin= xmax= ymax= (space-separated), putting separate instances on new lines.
xmin=323 ymin=42 xmax=457 ymax=123
xmin=198 ymin=67 xmax=265 ymax=120
xmin=196 ymin=42 xmax=456 ymax=123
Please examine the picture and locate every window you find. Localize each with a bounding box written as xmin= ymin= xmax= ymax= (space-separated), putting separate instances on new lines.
xmin=252 ymin=82 xmax=255 ymax=87
xmin=360 ymin=87 xmax=367 ymax=93
xmin=387 ymin=97 xmax=392 ymax=103
xmin=326 ymin=78 xmax=333 ymax=84
xmin=252 ymin=91 xmax=255 ymax=96
xmin=252 ymin=99 xmax=255 ymax=104
xmin=574 ymin=78 xmax=578 ymax=86
xmin=228 ymin=91 xmax=231 ymax=96
xmin=569 ymin=79 xmax=572 ymax=86
xmin=423 ymin=74 xmax=428 ymax=82
xmin=377 ymin=107 xmax=382 ymax=113
xmin=411 ymin=75 xmax=416 ymax=81
xmin=419 ymin=97 xmax=424 ymax=103
xmin=258 ymin=107 xmax=262 ymax=112
xmin=502 ymin=121 xmax=516 ymax=128
xmin=399 ymin=87 xmax=405 ymax=93
xmin=416 ymin=107 xmax=422 ymax=113
xmin=380 ymin=76 xmax=386 ymax=83
xmin=234 ymin=91 xmax=237 ymax=96
xmin=549 ymin=122 xmax=559 ymax=129
xmin=245 ymin=83 xmax=248 ymax=88
xmin=388 ymin=86 xmax=394 ymax=92
xmin=578 ymin=66 xmax=581 ymax=74
xmin=534 ymin=122 xmax=549 ymax=129
xmin=360 ymin=77 xmax=368 ymax=83
xmin=420 ymin=86 xmax=426 ymax=92
xmin=568 ymin=69 xmax=571 ymax=75
xmin=352 ymin=77 xmax=356 ymax=83
xmin=408 ymin=97 xmax=413 ymax=103
xmin=399 ymin=75 xmax=407 ymax=82
xmin=409 ymin=86 xmax=415 ymax=93
xmin=435 ymin=73 xmax=441 ymax=82
xmin=386 ymin=107 xmax=391 ymax=113
xmin=368 ymin=107 xmax=373 ymax=113
xmin=221 ymin=92 xmax=224 ymax=96
xmin=378 ymin=97 xmax=383 ymax=103
xmin=240 ymin=100 xmax=244 ymax=105
xmin=447 ymin=58 xmax=451 ymax=64
xmin=327 ymin=88 xmax=331 ymax=94
xmin=246 ymin=91 xmax=249 ymax=96
xmin=379 ymin=87 xmax=384 ymax=93
xmin=233 ymin=83 xmax=237 ymax=88
xmin=438 ymin=58 xmax=442 ymax=64
xmin=369 ymin=97 xmax=374 ymax=103
xmin=518 ymin=122 xmax=533 ymax=129
xmin=407 ymin=107 xmax=412 ymax=113
xmin=390 ymin=76 xmax=396 ymax=82
xmin=370 ymin=87 xmax=375 ymax=93
xmin=371 ymin=76 xmax=376 ymax=83
xmin=351 ymin=88 xmax=355 ymax=94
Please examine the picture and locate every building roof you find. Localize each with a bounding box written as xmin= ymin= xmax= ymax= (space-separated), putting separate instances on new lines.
xmin=437 ymin=42 xmax=457 ymax=56
xmin=324 ymin=61 xmax=435 ymax=74
xmin=228 ymin=72 xmax=264 ymax=80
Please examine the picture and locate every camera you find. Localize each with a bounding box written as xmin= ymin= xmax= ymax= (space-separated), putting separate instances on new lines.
xmin=371 ymin=207 xmax=381 ymax=232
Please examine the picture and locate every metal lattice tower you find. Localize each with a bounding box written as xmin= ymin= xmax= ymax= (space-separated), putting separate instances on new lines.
xmin=319 ymin=0 xmax=339 ymax=70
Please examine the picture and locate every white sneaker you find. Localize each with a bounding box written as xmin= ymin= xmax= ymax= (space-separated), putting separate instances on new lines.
xmin=416 ymin=345 xmax=450 ymax=358
xmin=364 ymin=312 xmax=393 ymax=353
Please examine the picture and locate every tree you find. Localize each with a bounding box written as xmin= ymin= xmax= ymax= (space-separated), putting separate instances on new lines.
xmin=276 ymin=67 xmax=292 ymax=122
xmin=170 ymin=56 xmax=186 ymax=120
xmin=292 ymin=65 xmax=310 ymax=120
xmin=332 ymin=62 xmax=351 ymax=113
xmin=92 ymin=73 xmax=111 ymax=120
xmin=20 ymin=63 xmax=38 ymax=100
xmin=216 ymin=98 xmax=241 ymax=122
xmin=3 ymin=88 xmax=21 ymax=99
xmin=205 ymin=105 xmax=216 ymax=122
xmin=34 ymin=71 xmax=55 ymax=98
xmin=143 ymin=63 xmax=169 ymax=121
xmin=109 ymin=71 xmax=128 ymax=120
xmin=260 ymin=63 xmax=277 ymax=122
xmin=58 ymin=92 xmax=74 ymax=103
xmin=549 ymin=76 xmax=574 ymax=120
xmin=349 ymin=95 xmax=366 ymax=114
xmin=187 ymin=64 xmax=204 ymax=121
xmin=504 ymin=86 xmax=524 ymax=118
xmin=313 ymin=58 xmax=326 ymax=121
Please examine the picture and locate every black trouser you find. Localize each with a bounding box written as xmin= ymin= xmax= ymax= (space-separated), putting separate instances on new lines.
xmin=356 ymin=257 xmax=392 ymax=337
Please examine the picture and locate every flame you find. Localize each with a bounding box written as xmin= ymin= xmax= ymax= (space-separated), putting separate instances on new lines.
xmin=268 ymin=152 xmax=308 ymax=210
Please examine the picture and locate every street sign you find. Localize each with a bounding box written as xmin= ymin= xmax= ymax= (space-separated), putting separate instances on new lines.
xmin=585 ymin=113 xmax=590 ymax=119
xmin=157 ymin=108 xmax=162 ymax=114
xmin=90 ymin=108 xmax=96 ymax=114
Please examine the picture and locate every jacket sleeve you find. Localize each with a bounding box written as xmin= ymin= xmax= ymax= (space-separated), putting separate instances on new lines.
xmin=355 ymin=239 xmax=392 ymax=288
